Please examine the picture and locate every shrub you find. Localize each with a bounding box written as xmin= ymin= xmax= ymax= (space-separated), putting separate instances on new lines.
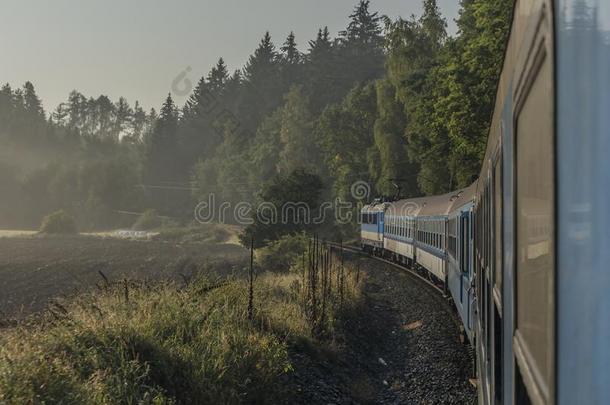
xmin=39 ymin=210 xmax=77 ymax=234
xmin=256 ymin=233 xmax=308 ymax=273
xmin=131 ymin=209 xmax=161 ymax=231
xmin=155 ymin=224 xmax=231 ymax=244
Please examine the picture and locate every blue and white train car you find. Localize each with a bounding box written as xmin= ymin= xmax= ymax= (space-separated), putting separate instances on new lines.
xmin=411 ymin=193 xmax=454 ymax=282
xmin=360 ymin=200 xmax=388 ymax=253
xmin=383 ymin=198 xmax=423 ymax=266
xmin=446 ymin=183 xmax=477 ymax=343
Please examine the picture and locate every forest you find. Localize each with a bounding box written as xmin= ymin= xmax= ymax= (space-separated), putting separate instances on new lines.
xmin=0 ymin=0 xmax=511 ymax=242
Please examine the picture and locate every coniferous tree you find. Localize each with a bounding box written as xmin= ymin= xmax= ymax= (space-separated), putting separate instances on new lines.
xmin=145 ymin=93 xmax=179 ymax=182
xmin=23 ymin=82 xmax=45 ymax=122
xmin=280 ymin=32 xmax=303 ymax=88
xmin=337 ymin=0 xmax=385 ymax=84
xmin=340 ymin=0 xmax=383 ymax=46
xmin=240 ymin=32 xmax=283 ymax=133
xmin=207 ymin=58 xmax=229 ymax=96
xmin=305 ymin=27 xmax=341 ymax=111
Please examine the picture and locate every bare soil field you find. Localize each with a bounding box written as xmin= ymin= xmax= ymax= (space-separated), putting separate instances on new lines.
xmin=0 ymin=235 xmax=248 ymax=317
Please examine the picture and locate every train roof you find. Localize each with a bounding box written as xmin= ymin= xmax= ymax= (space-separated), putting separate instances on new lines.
xmin=385 ymin=196 xmax=426 ymax=217
xmin=361 ymin=200 xmax=390 ymax=213
xmin=384 ymin=183 xmax=477 ymax=218
xmin=448 ymin=182 xmax=477 ymax=213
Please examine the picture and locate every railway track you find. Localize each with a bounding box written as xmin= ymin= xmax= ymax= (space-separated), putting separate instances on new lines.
xmin=328 ymin=242 xmax=445 ymax=296
xmin=290 ymin=241 xmax=477 ymax=404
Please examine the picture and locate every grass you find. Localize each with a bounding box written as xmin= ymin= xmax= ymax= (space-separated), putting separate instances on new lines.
xmin=0 ymin=255 xmax=363 ymax=404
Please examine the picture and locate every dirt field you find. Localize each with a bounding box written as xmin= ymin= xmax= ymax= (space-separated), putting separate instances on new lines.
xmin=0 ymin=235 xmax=248 ymax=317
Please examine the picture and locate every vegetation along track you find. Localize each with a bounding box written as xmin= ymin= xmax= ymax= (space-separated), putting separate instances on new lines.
xmin=286 ymin=248 xmax=476 ymax=404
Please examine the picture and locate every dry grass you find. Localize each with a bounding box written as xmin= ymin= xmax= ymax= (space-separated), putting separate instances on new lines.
xmin=0 ymin=256 xmax=364 ymax=404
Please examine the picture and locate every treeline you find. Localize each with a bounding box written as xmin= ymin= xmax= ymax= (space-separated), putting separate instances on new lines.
xmin=0 ymin=0 xmax=511 ymax=239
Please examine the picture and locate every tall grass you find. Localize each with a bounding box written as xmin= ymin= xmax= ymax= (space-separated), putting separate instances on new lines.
xmin=0 ymin=255 xmax=363 ymax=404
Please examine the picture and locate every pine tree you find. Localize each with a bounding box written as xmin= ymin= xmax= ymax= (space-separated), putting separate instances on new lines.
xmin=207 ymin=58 xmax=229 ymax=96
xmin=336 ymin=1 xmax=385 ymax=95
xmin=182 ymin=77 xmax=209 ymax=120
xmin=340 ymin=0 xmax=383 ymax=46
xmin=243 ymin=32 xmax=278 ymax=83
xmin=240 ymin=32 xmax=283 ymax=134
xmin=157 ymin=93 xmax=179 ymax=138
xmin=145 ymin=94 xmax=179 ymax=182
xmin=281 ymin=32 xmax=301 ymax=65
xmin=305 ymin=27 xmax=339 ymax=111
xmin=23 ymin=82 xmax=45 ymax=121
xmin=308 ymin=27 xmax=332 ymax=63
xmin=280 ymin=32 xmax=303 ymax=90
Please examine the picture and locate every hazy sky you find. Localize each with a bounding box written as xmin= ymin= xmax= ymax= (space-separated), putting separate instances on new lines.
xmin=1 ymin=0 xmax=459 ymax=113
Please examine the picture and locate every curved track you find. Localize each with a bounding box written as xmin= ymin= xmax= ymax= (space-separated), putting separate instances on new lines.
xmin=287 ymin=245 xmax=476 ymax=404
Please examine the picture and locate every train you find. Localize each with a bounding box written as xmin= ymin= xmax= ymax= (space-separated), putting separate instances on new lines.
xmin=360 ymin=0 xmax=610 ymax=404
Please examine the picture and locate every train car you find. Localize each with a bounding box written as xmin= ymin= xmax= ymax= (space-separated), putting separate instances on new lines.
xmin=446 ymin=183 xmax=477 ymax=343
xmin=383 ymin=198 xmax=423 ymax=266
xmin=360 ymin=200 xmax=388 ymax=253
xmin=412 ymin=192 xmax=453 ymax=282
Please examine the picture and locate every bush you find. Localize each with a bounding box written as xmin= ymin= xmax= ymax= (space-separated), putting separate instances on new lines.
xmin=39 ymin=210 xmax=77 ymax=234
xmin=131 ymin=209 xmax=161 ymax=231
xmin=256 ymin=233 xmax=308 ymax=273
xmin=154 ymin=224 xmax=231 ymax=244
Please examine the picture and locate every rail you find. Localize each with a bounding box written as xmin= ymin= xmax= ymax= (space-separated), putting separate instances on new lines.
xmin=327 ymin=242 xmax=446 ymax=296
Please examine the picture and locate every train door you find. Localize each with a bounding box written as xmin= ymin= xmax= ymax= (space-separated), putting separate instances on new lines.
xmin=460 ymin=210 xmax=474 ymax=331
xmin=378 ymin=211 xmax=384 ymax=247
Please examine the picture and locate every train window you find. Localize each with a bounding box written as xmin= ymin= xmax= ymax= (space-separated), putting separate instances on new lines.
xmin=515 ymin=53 xmax=554 ymax=401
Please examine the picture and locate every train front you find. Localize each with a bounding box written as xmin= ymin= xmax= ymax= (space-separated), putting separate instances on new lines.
xmin=360 ymin=200 xmax=388 ymax=254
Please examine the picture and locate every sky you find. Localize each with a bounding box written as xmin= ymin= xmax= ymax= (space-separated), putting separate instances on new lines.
xmin=0 ymin=0 xmax=460 ymax=114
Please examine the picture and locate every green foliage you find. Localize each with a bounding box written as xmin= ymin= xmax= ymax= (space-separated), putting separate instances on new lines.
xmin=255 ymin=233 xmax=309 ymax=273
xmin=241 ymin=169 xmax=324 ymax=247
xmin=316 ymin=82 xmax=378 ymax=202
xmin=132 ymin=209 xmax=162 ymax=231
xmin=384 ymin=0 xmax=511 ymax=193
xmin=0 ymin=0 xmax=511 ymax=239
xmin=39 ymin=210 xmax=77 ymax=234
